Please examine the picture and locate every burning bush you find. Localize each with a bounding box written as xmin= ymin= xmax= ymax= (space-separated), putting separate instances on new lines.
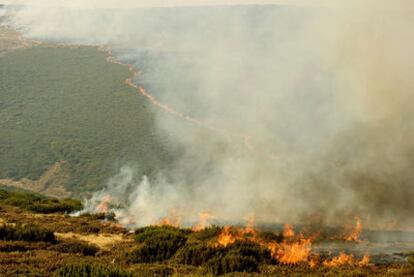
xmin=49 ymin=241 xmax=99 ymax=256
xmin=257 ymin=230 xmax=284 ymax=243
xmin=191 ymin=225 xmax=222 ymax=241
xmin=0 ymin=223 xmax=56 ymax=243
xmin=53 ymin=263 xmax=131 ymax=277
xmin=128 ymin=226 xmax=187 ymax=263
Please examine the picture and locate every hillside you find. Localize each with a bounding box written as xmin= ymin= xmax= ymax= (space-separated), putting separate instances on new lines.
xmin=0 ymin=29 xmax=174 ymax=196
xmin=0 ymin=187 xmax=411 ymax=276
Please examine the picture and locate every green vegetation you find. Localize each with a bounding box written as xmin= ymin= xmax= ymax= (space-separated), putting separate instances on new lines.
xmin=0 ymin=223 xmax=56 ymax=243
xmin=0 ymin=46 xmax=174 ymax=196
xmin=190 ymin=225 xmax=222 ymax=241
xmin=129 ymin=226 xmax=188 ymax=263
xmin=0 ymin=188 xmax=82 ymax=213
xmin=49 ymin=241 xmax=99 ymax=256
xmin=53 ymin=263 xmax=132 ymax=277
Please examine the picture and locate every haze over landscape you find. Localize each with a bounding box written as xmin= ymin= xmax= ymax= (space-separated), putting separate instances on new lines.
xmin=1 ymin=1 xmax=414 ymax=276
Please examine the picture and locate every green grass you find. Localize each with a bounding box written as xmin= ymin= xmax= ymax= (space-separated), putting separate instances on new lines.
xmin=0 ymin=46 xmax=174 ymax=196
xmin=0 ymin=187 xmax=82 ymax=213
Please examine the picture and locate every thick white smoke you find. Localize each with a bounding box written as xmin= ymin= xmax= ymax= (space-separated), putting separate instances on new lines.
xmin=4 ymin=1 xmax=414 ymax=230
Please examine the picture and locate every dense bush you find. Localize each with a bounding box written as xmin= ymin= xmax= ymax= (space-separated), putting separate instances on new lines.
xmin=173 ymin=243 xmax=223 ymax=266
xmin=53 ymin=263 xmax=132 ymax=277
xmin=0 ymin=241 xmax=50 ymax=252
xmin=226 ymin=240 xmax=273 ymax=264
xmin=257 ymin=230 xmax=284 ymax=243
xmin=0 ymin=223 xmax=56 ymax=243
xmin=129 ymin=264 xmax=174 ymax=277
xmin=128 ymin=226 xmax=187 ymax=263
xmin=173 ymin=239 xmax=271 ymax=275
xmin=202 ymin=240 xmax=272 ymax=275
xmin=82 ymin=212 xmax=116 ymax=221
xmin=206 ymin=254 xmax=259 ymax=275
xmin=0 ymin=188 xmax=82 ymax=213
xmin=49 ymin=241 xmax=99 ymax=256
xmin=191 ymin=225 xmax=222 ymax=241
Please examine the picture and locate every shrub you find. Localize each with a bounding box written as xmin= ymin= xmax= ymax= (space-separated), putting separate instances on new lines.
xmin=128 ymin=226 xmax=187 ymax=263
xmin=0 ymin=241 xmax=50 ymax=252
xmin=53 ymin=263 xmax=132 ymax=277
xmin=202 ymin=240 xmax=271 ymax=275
xmin=205 ymin=254 xmax=259 ymax=275
xmin=0 ymin=189 xmax=82 ymax=214
xmin=130 ymin=264 xmax=174 ymax=277
xmin=49 ymin=241 xmax=99 ymax=256
xmin=191 ymin=225 xmax=222 ymax=241
xmin=83 ymin=212 xmax=116 ymax=221
xmin=0 ymin=223 xmax=56 ymax=243
xmin=173 ymin=243 xmax=223 ymax=266
xmin=257 ymin=230 xmax=283 ymax=243
xmin=226 ymin=240 xmax=273 ymax=264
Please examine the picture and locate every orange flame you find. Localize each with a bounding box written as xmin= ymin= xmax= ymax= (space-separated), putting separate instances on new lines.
xmin=283 ymin=224 xmax=295 ymax=238
xmin=241 ymin=214 xmax=257 ymax=236
xmin=323 ymin=252 xmax=370 ymax=267
xmin=358 ymin=255 xmax=370 ymax=266
xmin=192 ymin=212 xmax=214 ymax=231
xmin=95 ymin=195 xmax=112 ymax=214
xmin=275 ymin=238 xmax=313 ymax=265
xmin=345 ymin=217 xmax=363 ymax=242
xmin=217 ymin=226 xmax=238 ymax=246
xmin=158 ymin=209 xmax=181 ymax=228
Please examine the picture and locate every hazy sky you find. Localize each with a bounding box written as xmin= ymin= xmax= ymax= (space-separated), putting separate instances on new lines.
xmin=2 ymin=0 xmax=324 ymax=8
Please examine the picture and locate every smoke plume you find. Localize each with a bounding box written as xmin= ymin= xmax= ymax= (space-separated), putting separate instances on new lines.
xmin=3 ymin=0 xmax=414 ymax=230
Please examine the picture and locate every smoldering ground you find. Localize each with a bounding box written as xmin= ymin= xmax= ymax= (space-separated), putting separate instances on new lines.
xmin=3 ymin=0 xmax=414 ymax=230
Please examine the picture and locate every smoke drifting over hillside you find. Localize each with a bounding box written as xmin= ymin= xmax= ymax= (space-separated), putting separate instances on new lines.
xmin=4 ymin=1 xmax=414 ymax=230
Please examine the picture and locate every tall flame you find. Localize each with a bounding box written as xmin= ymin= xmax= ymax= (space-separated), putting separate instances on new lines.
xmin=323 ymin=252 xmax=370 ymax=267
xmin=345 ymin=217 xmax=363 ymax=242
xmin=158 ymin=209 xmax=181 ymax=228
xmin=192 ymin=212 xmax=213 ymax=231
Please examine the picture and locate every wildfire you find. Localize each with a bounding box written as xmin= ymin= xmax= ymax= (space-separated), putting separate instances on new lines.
xmin=192 ymin=212 xmax=213 ymax=231
xmin=217 ymin=226 xmax=238 ymax=246
xmin=275 ymin=238 xmax=313 ymax=265
xmin=345 ymin=217 xmax=363 ymax=242
xmin=283 ymin=224 xmax=295 ymax=238
xmin=158 ymin=209 xmax=181 ymax=228
xmin=323 ymin=252 xmax=370 ymax=267
xmin=95 ymin=195 xmax=112 ymax=214
xmin=242 ymin=214 xmax=257 ymax=236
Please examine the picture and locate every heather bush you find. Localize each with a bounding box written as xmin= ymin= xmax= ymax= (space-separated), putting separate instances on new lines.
xmin=0 ymin=223 xmax=56 ymax=243
xmin=173 ymin=243 xmax=223 ymax=266
xmin=130 ymin=264 xmax=174 ymax=277
xmin=205 ymin=253 xmax=259 ymax=275
xmin=129 ymin=226 xmax=187 ymax=263
xmin=49 ymin=241 xmax=99 ymax=256
xmin=53 ymin=263 xmax=131 ymax=277
xmin=0 ymin=188 xmax=82 ymax=213
xmin=191 ymin=225 xmax=222 ymax=241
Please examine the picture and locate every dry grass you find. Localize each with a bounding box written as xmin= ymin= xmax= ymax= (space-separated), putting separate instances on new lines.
xmin=55 ymin=232 xmax=132 ymax=250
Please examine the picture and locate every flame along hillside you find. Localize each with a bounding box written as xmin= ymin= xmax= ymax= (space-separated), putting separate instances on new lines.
xmin=0 ymin=186 xmax=413 ymax=276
